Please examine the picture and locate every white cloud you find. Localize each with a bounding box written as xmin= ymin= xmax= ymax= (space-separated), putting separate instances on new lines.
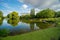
xmin=35 ymin=8 xmax=40 ymax=13
xmin=22 ymin=4 xmax=28 ymax=9
xmin=17 ymin=4 xmax=30 ymax=13
xmin=18 ymin=0 xmax=60 ymax=11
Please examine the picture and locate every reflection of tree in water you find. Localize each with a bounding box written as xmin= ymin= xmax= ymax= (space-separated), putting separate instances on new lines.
xmin=0 ymin=11 xmax=4 ymax=26
xmin=30 ymin=22 xmax=35 ymax=31
xmin=7 ymin=11 xmax=20 ymax=26
xmin=36 ymin=22 xmax=54 ymax=29
xmin=0 ymin=19 xmax=3 ymax=26
xmin=7 ymin=19 xmax=19 ymax=26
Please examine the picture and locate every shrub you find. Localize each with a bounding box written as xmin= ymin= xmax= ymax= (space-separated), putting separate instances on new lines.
xmin=0 ymin=28 xmax=10 ymax=37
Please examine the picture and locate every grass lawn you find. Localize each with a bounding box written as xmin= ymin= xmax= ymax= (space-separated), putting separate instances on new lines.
xmin=2 ymin=27 xmax=60 ymax=40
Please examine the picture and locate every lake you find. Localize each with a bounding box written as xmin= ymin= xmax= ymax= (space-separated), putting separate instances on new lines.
xmin=0 ymin=19 xmax=56 ymax=36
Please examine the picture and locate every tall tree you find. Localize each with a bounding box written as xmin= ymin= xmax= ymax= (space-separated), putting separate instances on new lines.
xmin=30 ymin=9 xmax=35 ymax=18
xmin=0 ymin=11 xmax=3 ymax=18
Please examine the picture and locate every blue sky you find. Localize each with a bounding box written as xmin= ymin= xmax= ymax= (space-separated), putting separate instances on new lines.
xmin=0 ymin=0 xmax=60 ymax=16
xmin=0 ymin=0 xmax=32 ymax=16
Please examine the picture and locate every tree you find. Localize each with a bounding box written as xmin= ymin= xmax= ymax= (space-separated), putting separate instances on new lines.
xmin=7 ymin=11 xmax=19 ymax=20
xmin=36 ymin=8 xmax=55 ymax=18
xmin=0 ymin=11 xmax=3 ymax=18
xmin=55 ymin=11 xmax=60 ymax=17
xmin=0 ymin=11 xmax=3 ymax=20
xmin=30 ymin=9 xmax=35 ymax=18
xmin=20 ymin=14 xmax=31 ymax=20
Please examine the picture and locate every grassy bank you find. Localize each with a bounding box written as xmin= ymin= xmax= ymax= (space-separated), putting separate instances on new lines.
xmin=2 ymin=27 xmax=60 ymax=40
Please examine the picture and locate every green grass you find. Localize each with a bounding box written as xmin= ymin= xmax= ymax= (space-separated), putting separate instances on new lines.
xmin=2 ymin=27 xmax=60 ymax=40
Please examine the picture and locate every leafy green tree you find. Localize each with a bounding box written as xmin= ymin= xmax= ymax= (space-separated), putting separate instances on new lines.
xmin=20 ymin=14 xmax=31 ymax=20
xmin=0 ymin=11 xmax=3 ymax=17
xmin=0 ymin=11 xmax=3 ymax=20
xmin=36 ymin=8 xmax=55 ymax=18
xmin=30 ymin=9 xmax=35 ymax=18
xmin=55 ymin=11 xmax=60 ymax=17
xmin=7 ymin=11 xmax=19 ymax=20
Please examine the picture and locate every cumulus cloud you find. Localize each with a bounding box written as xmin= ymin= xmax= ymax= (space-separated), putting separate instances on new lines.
xmin=35 ymin=8 xmax=40 ymax=13
xmin=22 ymin=4 xmax=28 ymax=9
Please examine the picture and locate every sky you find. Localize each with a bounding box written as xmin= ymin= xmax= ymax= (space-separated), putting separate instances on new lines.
xmin=0 ymin=0 xmax=60 ymax=16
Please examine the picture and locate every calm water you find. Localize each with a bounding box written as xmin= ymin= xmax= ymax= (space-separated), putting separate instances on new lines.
xmin=0 ymin=19 xmax=56 ymax=36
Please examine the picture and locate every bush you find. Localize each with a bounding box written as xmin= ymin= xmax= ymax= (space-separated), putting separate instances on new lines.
xmin=0 ymin=29 xmax=10 ymax=37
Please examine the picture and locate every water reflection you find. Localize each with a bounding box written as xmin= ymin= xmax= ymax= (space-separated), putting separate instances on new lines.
xmin=0 ymin=18 xmax=3 ymax=26
xmin=7 ymin=19 xmax=20 ymax=26
xmin=30 ymin=22 xmax=34 ymax=31
xmin=0 ymin=19 xmax=55 ymax=36
xmin=36 ymin=22 xmax=55 ymax=29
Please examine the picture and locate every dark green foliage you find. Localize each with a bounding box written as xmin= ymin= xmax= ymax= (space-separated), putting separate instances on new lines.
xmin=55 ymin=11 xmax=60 ymax=17
xmin=20 ymin=14 xmax=31 ymax=20
xmin=0 ymin=29 xmax=10 ymax=37
xmin=58 ymin=37 xmax=60 ymax=40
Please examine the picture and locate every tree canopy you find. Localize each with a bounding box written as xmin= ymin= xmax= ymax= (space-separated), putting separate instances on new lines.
xmin=36 ymin=8 xmax=55 ymax=18
xmin=7 ymin=11 xmax=19 ymax=20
